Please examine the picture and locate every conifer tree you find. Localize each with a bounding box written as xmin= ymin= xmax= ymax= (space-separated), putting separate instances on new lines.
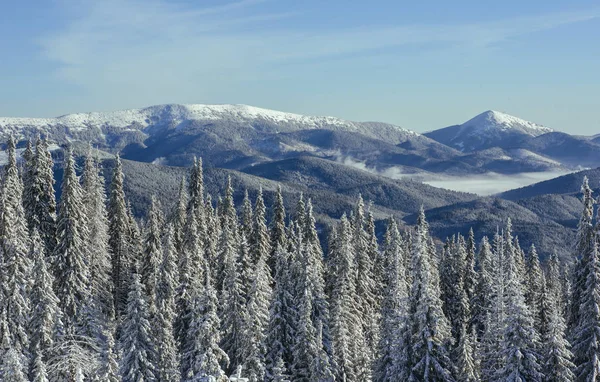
xmin=141 ymin=196 xmax=163 ymax=310
xmin=221 ymin=232 xmax=251 ymax=374
xmin=241 ymin=190 xmax=254 ymax=243
xmin=173 ymin=177 xmax=188 ymax=255
xmin=180 ymin=266 xmax=228 ymax=381
xmin=242 ymin=220 xmax=273 ymax=382
xmin=471 ymin=236 xmax=493 ymax=338
xmin=265 ymin=244 xmax=296 ymax=380
xmin=175 ymin=204 xmax=204 ymax=353
xmin=53 ymin=148 xmax=91 ymax=334
xmin=23 ymin=137 xmax=57 ymax=253
xmin=543 ymin=283 xmax=575 ymax=382
xmin=21 ymin=139 xmax=34 ymax=200
xmin=216 ymin=176 xmax=239 ymax=293
xmin=81 ymin=149 xmax=113 ymax=319
xmin=495 ymin=221 xmax=542 ymax=382
xmin=464 ymin=228 xmax=477 ymax=317
xmin=108 ymin=154 xmax=132 ymax=315
xmin=376 ymin=217 xmax=410 ymax=381
xmin=0 ymin=348 xmax=28 ymax=382
xmin=570 ymin=176 xmax=596 ymax=336
xmin=328 ymin=214 xmax=366 ymax=381
xmin=0 ymin=137 xmax=31 ymax=358
xmin=30 ymin=347 xmax=49 ymax=382
xmin=28 ymin=230 xmax=62 ymax=378
xmin=270 ymin=186 xmax=287 ymax=272
xmin=455 ymin=324 xmax=479 ymax=382
xmin=441 ymin=235 xmax=470 ymax=347
xmin=480 ymin=232 xmax=506 ymax=380
xmin=119 ymin=271 xmax=156 ymax=382
xmin=292 ymin=287 xmax=319 ymax=382
xmin=409 ymin=207 xmax=455 ymax=381
xmin=525 ymin=244 xmax=545 ymax=337
xmin=155 ymin=225 xmax=181 ymax=382
xmin=94 ymin=327 xmax=119 ymax=382
xmin=546 ymin=252 xmax=564 ymax=310
xmin=352 ymin=196 xmax=378 ymax=378
xmin=572 ymin=242 xmax=600 ymax=381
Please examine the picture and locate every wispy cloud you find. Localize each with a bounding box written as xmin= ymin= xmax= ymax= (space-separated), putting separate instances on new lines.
xmin=37 ymin=1 xmax=599 ymax=111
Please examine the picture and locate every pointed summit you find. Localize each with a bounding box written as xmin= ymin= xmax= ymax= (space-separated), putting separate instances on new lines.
xmin=461 ymin=110 xmax=552 ymax=136
xmin=425 ymin=110 xmax=553 ymax=152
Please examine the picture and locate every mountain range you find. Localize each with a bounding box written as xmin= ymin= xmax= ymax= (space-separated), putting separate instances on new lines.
xmin=1 ymin=103 xmax=597 ymax=260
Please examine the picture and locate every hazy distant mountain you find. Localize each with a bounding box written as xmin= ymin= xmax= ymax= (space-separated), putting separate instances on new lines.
xmin=424 ymin=110 xmax=553 ymax=152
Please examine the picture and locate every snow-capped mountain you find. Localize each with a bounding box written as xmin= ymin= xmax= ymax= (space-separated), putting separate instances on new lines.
xmin=424 ymin=110 xmax=553 ymax=152
xmin=0 ymin=103 xmax=419 ymax=144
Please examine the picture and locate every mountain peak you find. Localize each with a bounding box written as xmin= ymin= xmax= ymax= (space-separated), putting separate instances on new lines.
xmin=462 ymin=110 xmax=552 ymax=135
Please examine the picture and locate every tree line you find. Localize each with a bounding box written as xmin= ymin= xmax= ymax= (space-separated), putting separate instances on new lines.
xmin=0 ymin=136 xmax=597 ymax=381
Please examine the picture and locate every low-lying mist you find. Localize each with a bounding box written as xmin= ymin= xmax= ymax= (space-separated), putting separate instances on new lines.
xmin=335 ymin=154 xmax=573 ymax=196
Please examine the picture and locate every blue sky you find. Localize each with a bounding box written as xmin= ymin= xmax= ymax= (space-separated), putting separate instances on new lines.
xmin=0 ymin=0 xmax=599 ymax=133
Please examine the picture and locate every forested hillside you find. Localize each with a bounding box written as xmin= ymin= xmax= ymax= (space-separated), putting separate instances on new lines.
xmin=0 ymin=136 xmax=596 ymax=381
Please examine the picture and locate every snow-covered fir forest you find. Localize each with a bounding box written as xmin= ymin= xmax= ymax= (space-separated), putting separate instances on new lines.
xmin=0 ymin=135 xmax=597 ymax=382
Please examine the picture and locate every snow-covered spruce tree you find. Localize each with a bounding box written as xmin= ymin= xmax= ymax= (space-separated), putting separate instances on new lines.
xmin=119 ymin=271 xmax=157 ymax=382
xmin=351 ymin=195 xmax=379 ymax=378
xmin=241 ymin=190 xmax=254 ymax=245
xmin=141 ymin=196 xmax=163 ymax=311
xmin=542 ymin=277 xmax=575 ymax=382
xmin=93 ymin=326 xmax=119 ymax=382
xmin=173 ymin=177 xmax=188 ymax=255
xmin=81 ymin=149 xmax=113 ymax=319
xmin=23 ymin=137 xmax=57 ymax=254
xmin=569 ymin=176 xmax=597 ymax=339
xmin=464 ymin=228 xmax=477 ymax=305
xmin=30 ymin=346 xmax=49 ymax=382
xmin=21 ymin=138 xmax=34 ymax=200
xmin=175 ymin=204 xmax=204 ymax=353
xmin=265 ymin=244 xmax=296 ymax=381
xmin=494 ymin=219 xmax=542 ymax=382
xmin=375 ymin=217 xmax=410 ymax=382
xmin=250 ymin=187 xmax=271 ymax=267
xmin=180 ymin=265 xmax=229 ymax=381
xmin=241 ymin=212 xmax=273 ymax=382
xmin=28 ymin=230 xmax=62 ymax=378
xmin=53 ymin=148 xmax=92 ymax=334
xmin=0 ymin=348 xmax=28 ymax=382
xmin=440 ymin=235 xmax=470 ymax=348
xmin=126 ymin=200 xmax=142 ymax=270
xmin=0 ymin=136 xmax=31 ymax=358
xmin=479 ymin=232 xmax=506 ymax=380
xmin=220 ymin=232 xmax=250 ymax=374
xmin=155 ymin=224 xmax=181 ymax=382
xmin=408 ymin=207 xmax=455 ymax=381
xmin=310 ymin=320 xmax=335 ymax=382
xmin=108 ymin=154 xmax=132 ymax=315
xmin=304 ymin=199 xmax=331 ymax=353
xmin=269 ymin=185 xmax=287 ymax=273
xmin=546 ymin=252 xmax=565 ymax=313
xmin=204 ymin=193 xmax=220 ymax=280
xmin=270 ymin=356 xmax=291 ymax=382
xmin=525 ymin=244 xmax=545 ymax=337
xmin=328 ymin=214 xmax=366 ymax=381
xmin=291 ymin=286 xmax=319 ymax=382
xmin=471 ymin=236 xmax=493 ymax=339
xmin=238 ymin=195 xmax=255 ymax=299
xmin=187 ymin=157 xmax=205 ymax=220
xmin=572 ymin=241 xmax=600 ymax=381
xmin=216 ymin=176 xmax=239 ymax=294
xmin=454 ymin=324 xmax=479 ymax=382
